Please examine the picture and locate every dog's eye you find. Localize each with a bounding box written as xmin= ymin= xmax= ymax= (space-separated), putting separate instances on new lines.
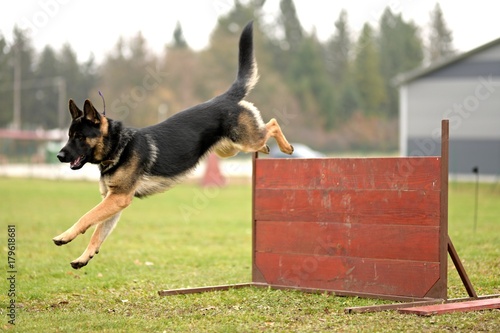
xmin=73 ymin=133 xmax=84 ymax=140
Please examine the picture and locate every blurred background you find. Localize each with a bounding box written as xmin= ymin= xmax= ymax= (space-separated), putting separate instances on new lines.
xmin=0 ymin=0 xmax=497 ymax=180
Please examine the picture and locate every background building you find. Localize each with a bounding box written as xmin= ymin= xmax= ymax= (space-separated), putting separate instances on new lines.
xmin=397 ymin=37 xmax=500 ymax=177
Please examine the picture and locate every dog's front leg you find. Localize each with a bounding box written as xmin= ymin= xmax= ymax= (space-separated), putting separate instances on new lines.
xmin=52 ymin=192 xmax=133 ymax=246
xmin=70 ymin=212 xmax=122 ymax=269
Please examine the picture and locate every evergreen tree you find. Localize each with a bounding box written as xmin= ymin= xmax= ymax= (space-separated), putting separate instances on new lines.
xmin=326 ymin=10 xmax=359 ymax=122
xmin=58 ymin=44 xmax=97 ymax=126
xmin=129 ymin=32 xmax=150 ymax=69
xmin=79 ymin=54 xmax=98 ymax=93
xmin=277 ymin=0 xmax=340 ymax=128
xmin=289 ymin=34 xmax=336 ymax=129
xmin=60 ymin=44 xmax=87 ymax=103
xmin=279 ymin=0 xmax=303 ymax=51
xmin=0 ymin=33 xmax=13 ymax=127
xmin=378 ymin=7 xmax=423 ymax=117
xmin=327 ymin=10 xmax=350 ymax=84
xmin=428 ymin=3 xmax=454 ymax=62
xmin=353 ymin=23 xmax=386 ymax=116
xmin=10 ymin=27 xmax=36 ymax=129
xmin=172 ymin=21 xmax=188 ymax=49
xmin=337 ymin=80 xmax=360 ymax=119
xmin=33 ymin=46 xmax=59 ymax=128
xmin=163 ymin=23 xmax=199 ymax=112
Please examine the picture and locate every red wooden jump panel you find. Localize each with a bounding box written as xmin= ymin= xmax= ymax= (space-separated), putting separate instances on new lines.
xmin=253 ymin=157 xmax=443 ymax=299
xmin=398 ymin=298 xmax=500 ymax=315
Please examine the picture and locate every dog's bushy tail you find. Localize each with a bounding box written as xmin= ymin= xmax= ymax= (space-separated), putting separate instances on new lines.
xmin=226 ymin=21 xmax=259 ymax=101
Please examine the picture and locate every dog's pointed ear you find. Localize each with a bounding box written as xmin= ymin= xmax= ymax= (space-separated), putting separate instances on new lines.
xmin=83 ymin=99 xmax=101 ymax=124
xmin=69 ymin=99 xmax=83 ymax=120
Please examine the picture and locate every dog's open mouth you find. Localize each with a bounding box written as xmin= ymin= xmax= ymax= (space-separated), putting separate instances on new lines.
xmin=70 ymin=155 xmax=86 ymax=170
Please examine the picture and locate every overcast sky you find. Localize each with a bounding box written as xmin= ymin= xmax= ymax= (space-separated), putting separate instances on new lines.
xmin=1 ymin=0 xmax=498 ymax=63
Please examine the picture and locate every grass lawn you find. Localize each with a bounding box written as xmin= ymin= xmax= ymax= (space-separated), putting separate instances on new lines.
xmin=1 ymin=177 xmax=499 ymax=332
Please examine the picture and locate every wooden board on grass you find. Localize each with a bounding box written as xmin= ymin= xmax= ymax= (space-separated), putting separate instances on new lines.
xmin=398 ymin=298 xmax=500 ymax=316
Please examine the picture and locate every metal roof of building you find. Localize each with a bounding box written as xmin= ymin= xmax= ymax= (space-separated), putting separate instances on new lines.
xmin=394 ymin=37 xmax=500 ymax=85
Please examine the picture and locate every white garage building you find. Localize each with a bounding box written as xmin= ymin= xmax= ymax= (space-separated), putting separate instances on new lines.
xmin=397 ymin=37 xmax=500 ymax=178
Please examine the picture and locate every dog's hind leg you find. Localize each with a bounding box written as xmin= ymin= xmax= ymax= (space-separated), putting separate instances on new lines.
xmin=70 ymin=212 xmax=122 ymax=269
xmin=264 ymin=118 xmax=294 ymax=154
xmin=236 ymin=102 xmax=294 ymax=155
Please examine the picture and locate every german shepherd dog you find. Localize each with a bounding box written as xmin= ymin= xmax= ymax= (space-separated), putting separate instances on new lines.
xmin=54 ymin=22 xmax=293 ymax=269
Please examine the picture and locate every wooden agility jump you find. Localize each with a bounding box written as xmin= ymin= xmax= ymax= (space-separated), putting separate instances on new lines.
xmin=159 ymin=120 xmax=499 ymax=313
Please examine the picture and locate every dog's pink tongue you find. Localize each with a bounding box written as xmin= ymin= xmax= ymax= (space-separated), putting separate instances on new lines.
xmin=70 ymin=156 xmax=82 ymax=168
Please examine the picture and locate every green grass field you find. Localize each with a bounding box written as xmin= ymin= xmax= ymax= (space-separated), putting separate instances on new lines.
xmin=1 ymin=178 xmax=499 ymax=332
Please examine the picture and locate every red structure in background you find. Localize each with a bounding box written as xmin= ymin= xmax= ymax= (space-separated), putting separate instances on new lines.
xmin=201 ymin=153 xmax=226 ymax=187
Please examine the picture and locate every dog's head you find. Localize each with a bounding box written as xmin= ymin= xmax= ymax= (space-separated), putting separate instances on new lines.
xmin=57 ymin=99 xmax=108 ymax=170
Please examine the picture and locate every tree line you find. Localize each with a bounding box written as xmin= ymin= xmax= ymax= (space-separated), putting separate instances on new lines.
xmin=0 ymin=1 xmax=454 ymax=151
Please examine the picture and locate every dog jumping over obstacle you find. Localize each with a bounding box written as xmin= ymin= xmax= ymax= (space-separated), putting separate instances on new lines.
xmin=53 ymin=21 xmax=294 ymax=269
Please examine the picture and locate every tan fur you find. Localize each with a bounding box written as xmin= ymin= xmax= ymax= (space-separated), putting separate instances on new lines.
xmin=214 ymin=138 xmax=240 ymax=158
xmin=264 ymin=118 xmax=293 ymax=154
xmin=238 ymin=100 xmax=265 ymax=129
xmin=102 ymin=153 xmax=140 ymax=194
xmin=89 ymin=117 xmax=109 ymax=161
xmin=214 ymin=101 xmax=292 ymax=158
xmin=134 ymin=175 xmax=178 ymax=197
xmin=243 ymin=60 xmax=259 ymax=95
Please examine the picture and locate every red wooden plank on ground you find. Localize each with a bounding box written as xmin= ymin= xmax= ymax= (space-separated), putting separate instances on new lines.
xmin=254 ymin=252 xmax=440 ymax=298
xmin=398 ymin=298 xmax=500 ymax=316
xmin=255 ymin=188 xmax=441 ymax=226
xmin=255 ymin=158 xmax=441 ymax=191
xmin=255 ymin=221 xmax=439 ymax=262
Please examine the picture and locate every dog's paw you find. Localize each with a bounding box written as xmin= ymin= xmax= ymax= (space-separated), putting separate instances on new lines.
xmin=52 ymin=236 xmax=72 ymax=246
xmin=70 ymin=260 xmax=88 ymax=269
xmin=70 ymin=250 xmax=98 ymax=269
xmin=259 ymin=145 xmax=270 ymax=154
xmin=53 ymin=229 xmax=79 ymax=246
xmin=281 ymin=144 xmax=294 ymax=155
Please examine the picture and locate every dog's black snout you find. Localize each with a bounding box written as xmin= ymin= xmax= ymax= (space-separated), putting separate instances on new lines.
xmin=57 ymin=151 xmax=66 ymax=162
